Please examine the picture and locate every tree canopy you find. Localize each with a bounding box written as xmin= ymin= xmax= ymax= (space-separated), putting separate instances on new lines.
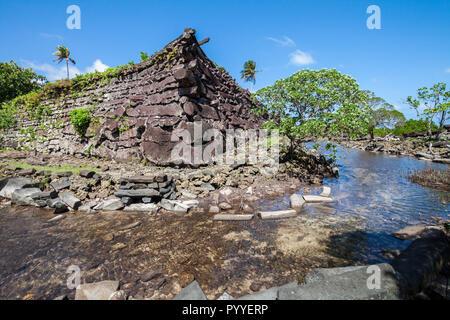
xmin=253 ymin=69 xmax=370 ymax=155
xmin=0 ymin=60 xmax=46 ymax=104
xmin=406 ymin=82 xmax=449 ymax=137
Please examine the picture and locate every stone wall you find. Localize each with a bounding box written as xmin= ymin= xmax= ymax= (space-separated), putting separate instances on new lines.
xmin=3 ymin=28 xmax=265 ymax=165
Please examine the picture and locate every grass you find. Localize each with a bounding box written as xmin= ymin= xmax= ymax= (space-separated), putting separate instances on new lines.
xmin=0 ymin=161 xmax=99 ymax=175
xmin=408 ymin=167 xmax=450 ymax=191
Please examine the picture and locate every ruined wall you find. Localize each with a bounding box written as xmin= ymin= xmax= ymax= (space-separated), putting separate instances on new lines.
xmin=3 ymin=28 xmax=265 ymax=165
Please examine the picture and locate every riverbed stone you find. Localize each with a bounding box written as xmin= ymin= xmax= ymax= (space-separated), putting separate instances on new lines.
xmin=258 ymin=209 xmax=297 ymax=220
xmin=290 ymin=194 xmax=305 ymax=208
xmin=94 ymin=199 xmax=124 ymax=211
xmin=11 ymin=187 xmax=42 ymax=206
xmin=59 ymin=191 xmax=81 ymax=210
xmin=320 ymin=186 xmax=332 ymax=197
xmin=123 ymin=203 xmax=158 ymax=212
xmin=302 ymin=195 xmax=333 ymax=203
xmin=0 ymin=178 xmax=36 ymax=199
xmin=391 ymin=228 xmax=449 ymax=296
xmin=173 ymin=281 xmax=207 ymax=300
xmin=391 ymin=225 xmax=426 ymax=240
xmin=79 ymin=170 xmax=96 ymax=178
xmin=75 ymin=280 xmax=120 ymax=300
xmin=278 ymin=264 xmax=400 ymax=300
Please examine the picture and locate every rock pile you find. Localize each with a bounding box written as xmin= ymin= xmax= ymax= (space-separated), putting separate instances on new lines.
xmin=116 ymin=174 xmax=177 ymax=204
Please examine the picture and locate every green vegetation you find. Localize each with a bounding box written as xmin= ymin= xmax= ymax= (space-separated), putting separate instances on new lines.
xmin=0 ymin=60 xmax=47 ymax=104
xmin=373 ymin=119 xmax=439 ymax=137
xmin=69 ymin=108 xmax=91 ymax=137
xmin=253 ymin=68 xmax=370 ymax=157
xmin=52 ymin=46 xmax=76 ymax=79
xmin=241 ymin=60 xmax=260 ymax=92
xmin=0 ymin=161 xmax=98 ymax=175
xmin=406 ymin=82 xmax=449 ymax=138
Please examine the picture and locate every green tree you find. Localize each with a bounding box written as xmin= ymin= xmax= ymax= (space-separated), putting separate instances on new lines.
xmin=0 ymin=60 xmax=46 ymax=104
xmin=240 ymin=60 xmax=260 ymax=92
xmin=52 ymin=46 xmax=76 ymax=79
xmin=253 ymin=69 xmax=370 ymax=156
xmin=365 ymin=91 xmax=405 ymax=139
xmin=406 ymin=83 xmax=449 ymax=138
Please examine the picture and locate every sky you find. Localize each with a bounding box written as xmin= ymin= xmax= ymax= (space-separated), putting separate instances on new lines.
xmin=0 ymin=0 xmax=449 ymax=120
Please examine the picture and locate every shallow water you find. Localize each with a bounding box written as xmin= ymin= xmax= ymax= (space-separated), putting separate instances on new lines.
xmin=0 ymin=146 xmax=448 ymax=299
xmin=259 ymin=145 xmax=449 ymax=263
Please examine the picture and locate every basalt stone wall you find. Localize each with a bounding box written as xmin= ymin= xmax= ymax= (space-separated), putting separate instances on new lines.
xmin=3 ymin=28 xmax=265 ymax=165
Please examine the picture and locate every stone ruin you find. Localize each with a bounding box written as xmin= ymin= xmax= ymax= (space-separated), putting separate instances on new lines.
xmin=2 ymin=28 xmax=266 ymax=166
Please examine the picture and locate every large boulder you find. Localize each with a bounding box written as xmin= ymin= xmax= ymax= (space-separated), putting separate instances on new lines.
xmin=11 ymin=188 xmax=42 ymax=206
xmin=0 ymin=178 xmax=37 ymax=199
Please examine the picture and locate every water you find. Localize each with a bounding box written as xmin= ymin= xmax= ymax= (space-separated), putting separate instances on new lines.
xmin=0 ymin=146 xmax=448 ymax=299
xmin=259 ymin=145 xmax=449 ymax=263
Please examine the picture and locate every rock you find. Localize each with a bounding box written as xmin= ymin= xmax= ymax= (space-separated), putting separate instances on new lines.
xmin=141 ymin=271 xmax=164 ymax=282
xmin=54 ymin=201 xmax=69 ymax=214
xmin=114 ymin=189 xmax=160 ymax=198
xmin=200 ymin=183 xmax=215 ymax=191
xmin=415 ymin=152 xmax=434 ymax=159
xmin=180 ymin=189 xmax=197 ymax=199
xmin=320 ymin=186 xmax=331 ymax=197
xmin=173 ymin=281 xmax=207 ymax=300
xmin=213 ymin=214 xmax=254 ymax=221
xmin=120 ymin=196 xmax=133 ymax=205
xmin=120 ymin=221 xmax=141 ymax=230
xmin=381 ymin=250 xmax=402 ymax=260
xmin=209 ymin=205 xmax=220 ymax=213
xmin=11 ymin=188 xmax=42 ymax=206
xmin=56 ymin=171 xmax=73 ymax=178
xmin=302 ymin=195 xmax=333 ymax=203
xmin=79 ymin=170 xmax=96 ymax=178
xmin=290 ymin=194 xmax=305 ymax=208
xmin=278 ymin=264 xmax=400 ymax=300
xmin=121 ymin=176 xmax=157 ymax=184
xmin=142 ymin=197 xmax=153 ymax=203
xmin=30 ymin=190 xmax=58 ymax=200
xmin=59 ymin=192 xmax=81 ymax=210
xmin=218 ymin=202 xmax=232 ymax=210
xmin=123 ymin=203 xmax=158 ymax=212
xmin=220 ymin=188 xmax=233 ymax=196
xmin=217 ymin=292 xmax=235 ymax=300
xmin=391 ymin=229 xmax=449 ymax=296
xmin=47 ymin=215 xmax=65 ymax=222
xmin=78 ymin=200 xmax=98 ymax=212
xmin=108 ymin=290 xmax=126 ymax=300
xmin=391 ymin=225 xmax=426 ymax=240
xmin=432 ymin=158 xmax=450 ymax=164
xmin=160 ymin=199 xmax=190 ymax=212
xmin=18 ymin=168 xmax=36 ymax=176
xmin=51 ymin=180 xmax=72 ymax=192
xmin=0 ymin=178 xmax=36 ymax=199
xmin=258 ymin=209 xmax=297 ymax=220
xmin=75 ymin=280 xmax=120 ymax=300
xmin=94 ymin=199 xmax=124 ymax=211
xmin=238 ymin=282 xmax=298 ymax=300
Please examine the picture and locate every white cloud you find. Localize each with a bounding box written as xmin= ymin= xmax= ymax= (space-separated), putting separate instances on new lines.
xmin=446 ymin=67 xmax=450 ymax=73
xmin=289 ymin=50 xmax=315 ymax=66
xmin=22 ymin=59 xmax=110 ymax=81
xmin=86 ymin=59 xmax=109 ymax=73
xmin=267 ymin=36 xmax=295 ymax=47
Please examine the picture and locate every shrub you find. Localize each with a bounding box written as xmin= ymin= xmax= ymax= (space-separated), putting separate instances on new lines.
xmin=69 ymin=108 xmax=91 ymax=137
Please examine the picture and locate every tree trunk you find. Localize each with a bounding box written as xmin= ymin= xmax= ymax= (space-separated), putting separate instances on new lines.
xmin=369 ymin=126 xmax=374 ymax=140
xmin=66 ymin=58 xmax=70 ymax=79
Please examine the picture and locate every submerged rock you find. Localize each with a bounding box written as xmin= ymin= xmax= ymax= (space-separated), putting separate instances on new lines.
xmin=391 ymin=225 xmax=426 ymax=240
xmin=173 ymin=281 xmax=207 ymax=300
xmin=290 ymin=194 xmax=305 ymax=208
xmin=75 ymin=280 xmax=120 ymax=300
xmin=258 ymin=209 xmax=297 ymax=220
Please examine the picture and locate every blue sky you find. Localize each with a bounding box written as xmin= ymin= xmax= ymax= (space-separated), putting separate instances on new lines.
xmin=0 ymin=0 xmax=449 ymax=119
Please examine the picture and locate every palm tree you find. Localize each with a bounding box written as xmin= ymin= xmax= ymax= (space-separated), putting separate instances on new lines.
xmin=52 ymin=46 xmax=76 ymax=79
xmin=240 ymin=60 xmax=260 ymax=92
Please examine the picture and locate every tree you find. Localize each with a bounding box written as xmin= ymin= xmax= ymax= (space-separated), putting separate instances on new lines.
xmin=365 ymin=91 xmax=405 ymax=139
xmin=52 ymin=46 xmax=76 ymax=79
xmin=0 ymin=60 xmax=46 ymax=104
xmin=406 ymin=83 xmax=449 ymax=138
xmin=240 ymin=60 xmax=260 ymax=92
xmin=253 ymin=69 xmax=370 ymax=156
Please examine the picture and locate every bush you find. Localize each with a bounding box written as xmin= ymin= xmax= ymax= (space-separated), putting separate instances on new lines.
xmin=0 ymin=60 xmax=47 ymax=104
xmin=393 ymin=119 xmax=438 ymax=136
xmin=69 ymin=108 xmax=91 ymax=137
